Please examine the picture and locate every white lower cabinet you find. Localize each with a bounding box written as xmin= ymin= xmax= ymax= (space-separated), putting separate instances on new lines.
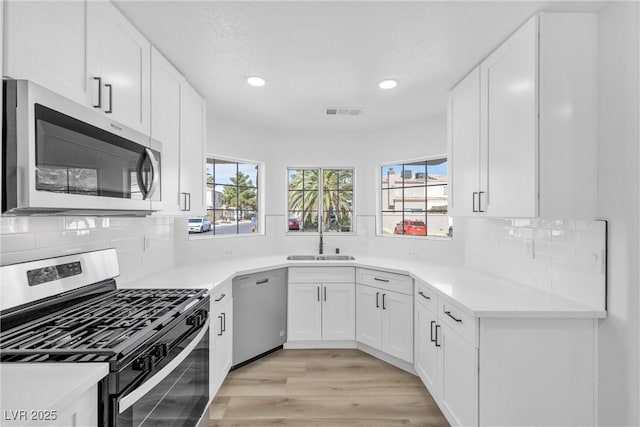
xmin=414 ymin=280 xmax=598 ymax=427
xmin=287 ymin=282 xmax=355 ymax=341
xmin=439 ymin=322 xmax=478 ymax=427
xmin=287 ymin=267 xmax=356 ymax=343
xmin=355 ymin=283 xmax=413 ymax=363
xmin=211 ymin=284 xmax=232 ymax=396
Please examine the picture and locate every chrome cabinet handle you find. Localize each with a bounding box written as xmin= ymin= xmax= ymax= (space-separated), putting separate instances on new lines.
xmin=221 ymin=312 xmax=226 ymax=332
xmin=444 ymin=310 xmax=463 ymax=323
xmin=418 ymin=291 xmax=430 ymax=300
xmin=180 ymin=192 xmax=191 ymax=211
xmin=472 ymin=192 xmax=478 ymax=213
xmin=93 ymin=77 xmax=102 ymax=108
xmin=104 ymin=83 xmax=113 ymax=113
xmin=324 ymin=286 xmax=327 ymax=302
xmin=217 ymin=315 xmax=223 ymax=336
xmin=214 ymin=293 xmax=226 ymax=302
xmin=382 ymin=293 xmax=387 ymax=310
xmin=317 ymin=286 xmax=320 ymax=302
xmin=256 ymin=279 xmax=269 ymax=285
xmin=435 ymin=324 xmax=441 ymax=347
xmin=478 ymin=191 xmax=485 ymax=213
xmin=374 ymin=277 xmax=389 ymax=283
xmin=376 ymin=292 xmax=380 ymax=308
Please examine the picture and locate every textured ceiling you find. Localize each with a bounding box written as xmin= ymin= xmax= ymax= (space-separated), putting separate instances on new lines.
xmin=115 ymin=1 xmax=605 ymax=132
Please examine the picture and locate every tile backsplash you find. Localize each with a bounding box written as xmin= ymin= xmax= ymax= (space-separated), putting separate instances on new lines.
xmin=464 ymin=218 xmax=607 ymax=309
xmin=0 ymin=216 xmax=175 ymax=285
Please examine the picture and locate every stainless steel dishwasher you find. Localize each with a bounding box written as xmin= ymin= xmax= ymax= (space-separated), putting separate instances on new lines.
xmin=232 ymin=268 xmax=287 ymax=369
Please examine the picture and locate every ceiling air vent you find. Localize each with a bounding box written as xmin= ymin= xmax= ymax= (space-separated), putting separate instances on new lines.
xmin=326 ymin=107 xmax=363 ymax=117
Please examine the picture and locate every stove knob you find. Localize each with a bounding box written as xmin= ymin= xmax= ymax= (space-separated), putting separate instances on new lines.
xmin=132 ymin=354 xmax=153 ymax=372
xmin=151 ymin=343 xmax=168 ymax=359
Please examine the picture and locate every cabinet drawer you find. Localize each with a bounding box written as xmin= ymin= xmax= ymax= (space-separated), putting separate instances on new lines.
xmin=356 ymin=268 xmax=413 ymax=295
xmin=289 ymin=267 xmax=354 ymax=284
xmin=439 ymin=298 xmax=477 ymax=347
xmin=415 ymin=279 xmax=437 ymax=314
xmin=234 ymin=268 xmax=287 ymax=289
xmin=212 ymin=280 xmax=231 ymax=308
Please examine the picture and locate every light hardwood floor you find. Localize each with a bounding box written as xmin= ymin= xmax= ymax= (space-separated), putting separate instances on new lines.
xmin=204 ymin=349 xmax=450 ymax=427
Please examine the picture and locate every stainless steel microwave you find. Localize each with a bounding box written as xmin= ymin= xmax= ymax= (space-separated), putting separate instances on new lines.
xmin=2 ymin=80 xmax=161 ymax=215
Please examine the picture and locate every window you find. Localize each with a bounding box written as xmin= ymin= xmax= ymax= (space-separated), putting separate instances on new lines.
xmin=380 ymin=158 xmax=451 ymax=238
xmin=203 ymin=157 xmax=260 ymax=236
xmin=287 ymin=168 xmax=353 ymax=233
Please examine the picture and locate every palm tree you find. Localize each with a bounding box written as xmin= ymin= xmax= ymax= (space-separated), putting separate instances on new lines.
xmin=288 ymin=169 xmax=353 ymax=231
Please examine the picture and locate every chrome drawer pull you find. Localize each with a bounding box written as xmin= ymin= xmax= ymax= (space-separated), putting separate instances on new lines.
xmin=418 ymin=291 xmax=430 ymax=300
xmin=444 ymin=310 xmax=463 ymax=323
xmin=374 ymin=277 xmax=389 ymax=283
xmin=214 ymin=293 xmax=226 ymax=302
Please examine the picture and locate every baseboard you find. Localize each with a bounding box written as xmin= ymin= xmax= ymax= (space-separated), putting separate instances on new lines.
xmin=284 ymin=340 xmax=357 ymax=349
xmin=356 ymin=342 xmax=416 ymax=375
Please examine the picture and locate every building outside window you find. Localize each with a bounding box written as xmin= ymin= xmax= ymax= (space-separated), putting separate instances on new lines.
xmin=287 ymin=168 xmax=353 ymax=233
xmin=204 ymin=157 xmax=260 ymax=236
xmin=380 ymin=158 xmax=451 ymax=238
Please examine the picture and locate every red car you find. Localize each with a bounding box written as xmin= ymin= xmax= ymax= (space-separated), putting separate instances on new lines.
xmin=288 ymin=217 xmax=300 ymax=231
xmin=394 ymin=220 xmax=427 ymax=235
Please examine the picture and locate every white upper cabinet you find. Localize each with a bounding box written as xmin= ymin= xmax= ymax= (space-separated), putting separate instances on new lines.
xmin=150 ymin=48 xmax=184 ymax=213
xmin=480 ymin=17 xmax=537 ymax=217
xmin=448 ymin=12 xmax=597 ymax=219
xmin=3 ymin=1 xmax=90 ymax=105
xmin=448 ymin=67 xmax=481 ymax=216
xmin=87 ymin=1 xmax=151 ymax=135
xmin=179 ymin=83 xmax=207 ymax=215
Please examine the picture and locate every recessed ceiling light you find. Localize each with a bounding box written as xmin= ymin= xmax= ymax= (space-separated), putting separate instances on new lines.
xmin=247 ymin=76 xmax=266 ymax=87
xmin=379 ymin=79 xmax=398 ymax=90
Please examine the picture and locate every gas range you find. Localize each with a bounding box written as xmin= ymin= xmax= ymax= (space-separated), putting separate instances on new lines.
xmin=0 ymin=249 xmax=210 ymax=427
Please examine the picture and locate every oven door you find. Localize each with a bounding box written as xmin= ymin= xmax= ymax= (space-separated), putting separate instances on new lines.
xmin=115 ymin=320 xmax=210 ymax=427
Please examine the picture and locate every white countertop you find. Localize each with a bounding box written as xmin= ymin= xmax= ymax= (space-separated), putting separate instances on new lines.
xmin=124 ymin=255 xmax=606 ymax=318
xmin=0 ymin=363 xmax=108 ymax=426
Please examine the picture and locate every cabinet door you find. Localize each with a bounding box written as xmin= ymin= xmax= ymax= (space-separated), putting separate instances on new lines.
xmin=322 ymin=283 xmax=355 ymax=341
xmin=213 ymin=298 xmax=233 ymax=390
xmin=87 ymin=0 xmax=151 ymax=134
xmin=415 ymin=303 xmax=439 ymax=399
xmin=448 ymin=66 xmax=481 ymax=216
xmin=439 ymin=323 xmax=478 ymax=427
xmin=381 ymin=291 xmax=414 ymax=363
xmin=355 ymin=284 xmax=382 ymax=350
xmin=287 ymin=283 xmax=322 ymax=341
xmin=179 ymin=84 xmax=206 ymax=215
xmin=150 ymin=48 xmax=183 ymax=213
xmin=3 ymin=1 xmax=90 ymax=106
xmin=480 ymin=16 xmax=538 ymax=217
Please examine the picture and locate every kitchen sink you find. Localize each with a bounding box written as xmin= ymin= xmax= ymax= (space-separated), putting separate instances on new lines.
xmin=286 ymin=255 xmax=355 ymax=261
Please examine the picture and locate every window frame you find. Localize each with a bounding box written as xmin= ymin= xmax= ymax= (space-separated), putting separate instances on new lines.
xmin=190 ymin=154 xmax=264 ymax=240
xmin=377 ymin=155 xmax=452 ymax=240
xmin=286 ymin=166 xmax=356 ymax=235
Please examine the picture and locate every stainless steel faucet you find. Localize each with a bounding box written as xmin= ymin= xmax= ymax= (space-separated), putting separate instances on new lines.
xmin=319 ymin=228 xmax=324 ymax=254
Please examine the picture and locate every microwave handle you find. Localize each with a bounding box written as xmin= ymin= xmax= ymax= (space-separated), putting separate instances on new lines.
xmin=145 ymin=148 xmax=160 ymax=199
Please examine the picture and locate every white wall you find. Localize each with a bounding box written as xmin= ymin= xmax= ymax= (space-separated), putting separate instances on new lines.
xmin=172 ymin=112 xmax=465 ymax=266
xmin=595 ymin=2 xmax=640 ymax=425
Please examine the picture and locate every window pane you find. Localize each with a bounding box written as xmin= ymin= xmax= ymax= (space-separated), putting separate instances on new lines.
xmin=382 ymin=212 xmax=403 ymax=235
xmin=403 ymin=185 xmax=426 ymax=213
xmin=404 ymin=162 xmax=427 ymax=187
xmin=381 ymin=188 xmax=401 ymax=212
xmin=303 ymin=169 xmax=319 ymax=190
xmin=238 ymin=163 xmax=259 ymax=188
xmin=381 ymin=164 xmax=403 ymax=189
xmin=288 ymin=169 xmax=303 ymax=190
xmin=213 ymin=160 xmax=236 ymax=185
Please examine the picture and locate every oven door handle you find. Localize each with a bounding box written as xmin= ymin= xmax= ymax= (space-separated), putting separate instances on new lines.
xmin=118 ymin=318 xmax=209 ymax=413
